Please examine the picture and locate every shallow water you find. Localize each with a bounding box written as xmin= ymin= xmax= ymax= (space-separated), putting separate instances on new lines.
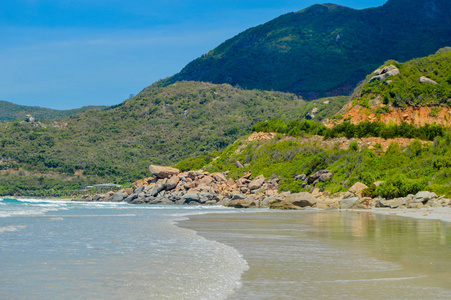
xmin=0 ymin=198 xmax=249 ymax=299
xmin=181 ymin=210 xmax=451 ymax=299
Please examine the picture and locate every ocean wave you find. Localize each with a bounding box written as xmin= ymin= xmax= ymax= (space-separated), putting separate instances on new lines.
xmin=0 ymin=225 xmax=27 ymax=233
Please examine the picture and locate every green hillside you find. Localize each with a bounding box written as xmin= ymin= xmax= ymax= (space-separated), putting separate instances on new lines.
xmin=0 ymin=101 xmax=106 ymax=121
xmin=160 ymin=0 xmax=451 ymax=99
xmin=352 ymin=47 xmax=451 ymax=108
xmin=173 ymin=49 xmax=451 ymax=198
xmin=188 ymin=129 xmax=451 ymax=198
xmin=0 ymin=82 xmax=346 ymax=195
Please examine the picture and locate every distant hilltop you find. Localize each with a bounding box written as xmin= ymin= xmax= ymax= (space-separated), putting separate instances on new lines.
xmin=157 ymin=0 xmax=451 ymax=99
xmin=0 ymin=100 xmax=107 ymax=122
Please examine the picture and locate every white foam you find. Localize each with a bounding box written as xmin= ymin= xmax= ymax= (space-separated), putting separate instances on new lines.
xmin=0 ymin=225 xmax=27 ymax=233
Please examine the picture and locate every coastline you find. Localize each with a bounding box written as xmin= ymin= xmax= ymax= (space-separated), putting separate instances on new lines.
xmin=5 ymin=194 xmax=451 ymax=223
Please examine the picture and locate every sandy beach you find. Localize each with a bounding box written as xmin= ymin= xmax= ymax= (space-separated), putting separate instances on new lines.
xmin=180 ymin=208 xmax=451 ymax=299
xmin=354 ymin=207 xmax=451 ymax=223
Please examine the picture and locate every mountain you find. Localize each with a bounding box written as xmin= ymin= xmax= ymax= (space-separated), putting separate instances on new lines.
xmin=159 ymin=0 xmax=451 ymax=99
xmin=0 ymin=101 xmax=107 ymax=122
xmin=0 ymin=82 xmax=347 ymax=195
xmin=337 ymin=47 xmax=451 ymax=126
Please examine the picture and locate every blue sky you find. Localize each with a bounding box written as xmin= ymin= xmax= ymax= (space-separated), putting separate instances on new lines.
xmin=1 ymin=0 xmax=388 ymax=109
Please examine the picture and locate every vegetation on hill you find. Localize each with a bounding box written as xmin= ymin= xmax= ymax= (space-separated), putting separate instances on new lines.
xmin=353 ymin=48 xmax=451 ymax=109
xmin=176 ymin=129 xmax=451 ymax=198
xmin=0 ymin=82 xmax=346 ymax=196
xmin=174 ymin=48 xmax=451 ymax=199
xmin=252 ymin=119 xmax=445 ymax=141
xmin=0 ymin=101 xmax=106 ymax=121
xmin=159 ymin=0 xmax=451 ymax=98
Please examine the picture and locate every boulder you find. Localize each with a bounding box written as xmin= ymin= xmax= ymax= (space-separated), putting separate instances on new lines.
xmin=340 ymin=197 xmax=361 ymax=209
xmin=425 ymin=201 xmax=442 ymax=208
xmin=110 ymin=192 xmax=128 ymax=202
xmin=419 ymin=76 xmax=438 ymax=85
xmin=134 ymin=185 xmax=147 ymax=194
xmin=268 ymin=199 xmax=300 ymax=210
xmin=132 ymin=177 xmax=155 ymax=189
xmin=294 ymin=174 xmax=307 ymax=181
xmin=369 ymin=65 xmax=400 ymax=83
xmin=92 ymin=194 xmax=103 ymax=202
xmin=124 ymin=193 xmax=138 ymax=203
xmin=165 ymin=175 xmax=179 ymax=191
xmin=378 ymin=198 xmax=406 ymax=208
xmin=211 ymin=173 xmax=227 ymax=182
xmin=413 ymin=191 xmax=438 ymax=204
xmin=129 ymin=197 xmax=146 ymax=204
xmin=228 ymin=200 xmax=250 ymax=208
xmin=198 ymin=192 xmax=214 ymax=203
xmin=149 ymin=165 xmax=180 ymax=179
xmin=307 ymin=170 xmax=332 ymax=185
xmin=389 ymin=198 xmax=407 ymax=209
xmin=408 ymin=202 xmax=425 ymax=209
xmin=344 ymin=182 xmax=368 ymax=199
xmin=217 ymin=197 xmax=231 ymax=207
xmin=376 ymin=199 xmax=391 ymax=208
xmin=199 ymin=175 xmax=213 ymax=186
xmin=148 ymin=197 xmax=174 ymax=205
xmin=182 ymin=193 xmax=200 ymax=203
xmin=231 ymin=193 xmax=245 ymax=200
xmin=285 ymin=192 xmax=317 ymax=207
xmin=235 ymin=161 xmax=244 ymax=168
xmin=248 ymin=175 xmax=265 ymax=190
xmin=148 ymin=182 xmax=165 ymax=197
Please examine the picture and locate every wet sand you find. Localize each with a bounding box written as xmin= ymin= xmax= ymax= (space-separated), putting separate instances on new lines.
xmin=356 ymin=207 xmax=451 ymax=222
xmin=179 ymin=209 xmax=451 ymax=299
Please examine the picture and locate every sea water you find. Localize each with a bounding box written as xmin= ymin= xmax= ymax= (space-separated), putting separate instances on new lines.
xmin=0 ymin=198 xmax=249 ymax=299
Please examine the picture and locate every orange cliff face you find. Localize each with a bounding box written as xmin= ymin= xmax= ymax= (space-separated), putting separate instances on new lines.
xmin=339 ymin=105 xmax=451 ymax=126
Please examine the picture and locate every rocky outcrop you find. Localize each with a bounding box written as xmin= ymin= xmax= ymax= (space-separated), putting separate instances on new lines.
xmin=419 ymin=76 xmax=438 ymax=85
xmin=76 ymin=165 xmax=280 ymax=207
xmin=248 ymin=175 xmax=265 ymax=190
xmin=72 ymin=166 xmax=450 ymax=212
xmin=369 ymin=65 xmax=400 ymax=83
xmin=307 ymin=170 xmax=333 ymax=185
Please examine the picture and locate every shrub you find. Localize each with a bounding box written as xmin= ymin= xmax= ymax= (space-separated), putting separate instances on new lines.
xmin=362 ymin=185 xmax=377 ymax=198
xmin=376 ymin=175 xmax=426 ymax=199
xmin=349 ymin=141 xmax=359 ymax=151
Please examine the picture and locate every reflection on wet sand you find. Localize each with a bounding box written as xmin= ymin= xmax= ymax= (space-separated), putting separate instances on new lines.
xmin=182 ymin=210 xmax=451 ymax=299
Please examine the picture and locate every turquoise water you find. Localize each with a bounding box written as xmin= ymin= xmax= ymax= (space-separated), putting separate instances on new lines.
xmin=0 ymin=198 xmax=249 ymax=299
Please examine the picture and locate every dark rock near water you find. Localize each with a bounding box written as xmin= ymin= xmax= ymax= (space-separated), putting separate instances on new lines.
xmin=285 ymin=192 xmax=317 ymax=207
xmin=228 ymin=200 xmax=250 ymax=208
xmin=110 ymin=192 xmax=128 ymax=202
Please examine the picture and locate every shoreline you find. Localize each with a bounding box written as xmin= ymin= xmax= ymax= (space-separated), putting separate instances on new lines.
xmin=178 ymin=208 xmax=451 ymax=299
xmin=4 ymin=195 xmax=451 ymax=223
xmin=351 ymin=207 xmax=451 ymax=223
